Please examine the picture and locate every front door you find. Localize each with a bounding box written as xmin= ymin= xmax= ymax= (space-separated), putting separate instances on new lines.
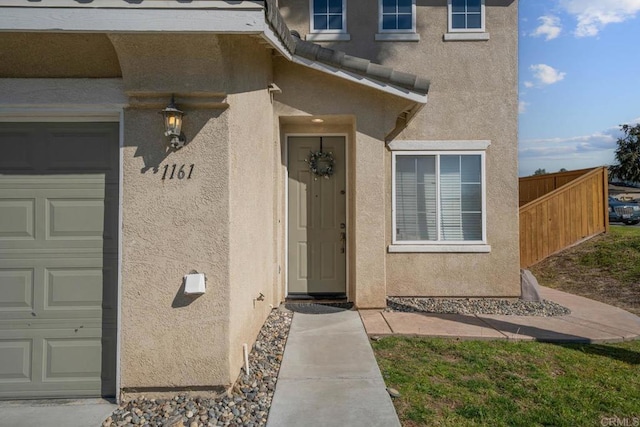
xmin=287 ymin=136 xmax=346 ymax=296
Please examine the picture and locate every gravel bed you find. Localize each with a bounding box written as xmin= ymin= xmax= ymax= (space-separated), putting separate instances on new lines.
xmin=103 ymin=309 xmax=292 ymax=427
xmin=387 ymin=297 xmax=571 ymax=317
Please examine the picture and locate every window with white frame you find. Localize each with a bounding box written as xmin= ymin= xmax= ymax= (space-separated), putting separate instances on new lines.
xmin=379 ymin=0 xmax=415 ymax=32
xmin=391 ymin=145 xmax=488 ymax=251
xmin=311 ymin=0 xmax=346 ymax=33
xmin=448 ymin=0 xmax=485 ymax=32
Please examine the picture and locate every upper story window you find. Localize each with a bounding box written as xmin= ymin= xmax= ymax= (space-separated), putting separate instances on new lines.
xmin=307 ymin=0 xmax=350 ymax=41
xmin=311 ymin=0 xmax=346 ymax=33
xmin=380 ymin=0 xmax=415 ymax=32
xmin=448 ymin=0 xmax=485 ymax=32
xmin=375 ymin=0 xmax=419 ymax=41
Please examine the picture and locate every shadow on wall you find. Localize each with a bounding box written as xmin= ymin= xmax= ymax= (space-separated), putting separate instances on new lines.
xmin=278 ymin=0 xmax=514 ymax=70
xmin=125 ymin=108 xmax=225 ymax=174
xmin=171 ymin=277 xmax=204 ymax=308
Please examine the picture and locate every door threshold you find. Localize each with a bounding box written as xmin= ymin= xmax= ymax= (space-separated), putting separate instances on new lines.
xmin=286 ymin=294 xmax=348 ymax=303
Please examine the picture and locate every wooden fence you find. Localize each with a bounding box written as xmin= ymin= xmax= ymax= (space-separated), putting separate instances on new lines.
xmin=519 ymin=167 xmax=609 ymax=269
xmin=519 ymin=167 xmax=598 ymax=206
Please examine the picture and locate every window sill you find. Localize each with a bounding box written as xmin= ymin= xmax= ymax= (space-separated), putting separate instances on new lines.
xmin=305 ymin=33 xmax=351 ymax=42
xmin=444 ymin=32 xmax=490 ymax=41
xmin=388 ymin=244 xmax=491 ymax=253
xmin=375 ymin=33 xmax=420 ymax=42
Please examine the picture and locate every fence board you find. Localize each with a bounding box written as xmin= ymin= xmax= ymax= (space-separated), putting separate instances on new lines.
xmin=519 ymin=167 xmax=608 ymax=268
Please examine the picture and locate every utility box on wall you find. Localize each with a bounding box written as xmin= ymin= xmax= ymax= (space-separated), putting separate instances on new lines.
xmin=184 ymin=273 xmax=206 ymax=295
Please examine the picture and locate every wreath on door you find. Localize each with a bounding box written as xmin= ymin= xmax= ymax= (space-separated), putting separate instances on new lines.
xmin=307 ymin=151 xmax=335 ymax=179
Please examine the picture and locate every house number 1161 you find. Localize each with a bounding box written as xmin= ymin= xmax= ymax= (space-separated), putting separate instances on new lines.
xmin=161 ymin=164 xmax=194 ymax=180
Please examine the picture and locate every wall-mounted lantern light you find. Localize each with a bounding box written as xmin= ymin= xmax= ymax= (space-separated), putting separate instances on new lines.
xmin=160 ymin=95 xmax=186 ymax=149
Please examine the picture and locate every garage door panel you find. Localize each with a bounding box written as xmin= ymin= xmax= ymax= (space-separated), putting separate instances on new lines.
xmin=0 ymin=199 xmax=35 ymax=240
xmin=0 ymin=257 xmax=113 ymax=320
xmin=44 ymin=338 xmax=102 ymax=381
xmin=0 ymin=327 xmax=107 ymax=398
xmin=0 ymin=269 xmax=34 ymax=312
xmin=0 ymin=122 xmax=118 ymax=398
xmin=0 ymin=184 xmax=115 ymax=251
xmin=0 ymin=339 xmax=32 ymax=383
xmin=45 ymin=268 xmax=103 ymax=310
xmin=47 ymin=199 xmax=105 ymax=239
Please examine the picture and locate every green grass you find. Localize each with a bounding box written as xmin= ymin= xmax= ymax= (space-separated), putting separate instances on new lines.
xmin=578 ymin=227 xmax=640 ymax=283
xmin=373 ymin=337 xmax=640 ymax=427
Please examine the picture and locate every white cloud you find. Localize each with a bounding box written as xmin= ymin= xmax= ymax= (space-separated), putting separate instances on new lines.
xmin=524 ymin=81 xmax=534 ymax=88
xmin=519 ymin=131 xmax=618 ymax=175
xmin=560 ymin=0 xmax=640 ymax=37
xmin=531 ymin=15 xmax=562 ymax=41
xmin=529 ymin=64 xmax=566 ymax=86
xmin=519 ymin=101 xmax=529 ymax=114
xmin=519 ymin=120 xmax=640 ymax=176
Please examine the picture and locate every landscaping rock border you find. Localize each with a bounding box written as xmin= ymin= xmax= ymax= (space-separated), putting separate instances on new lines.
xmin=103 ymin=309 xmax=293 ymax=427
xmin=387 ymin=297 xmax=571 ymax=317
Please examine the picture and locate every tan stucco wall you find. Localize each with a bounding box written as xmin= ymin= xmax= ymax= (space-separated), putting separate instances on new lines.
xmin=0 ymin=33 xmax=121 ymax=78
xmin=273 ymin=59 xmax=410 ymax=308
xmin=386 ymin=1 xmax=520 ymax=297
xmin=279 ymin=0 xmax=521 ymax=297
xmin=112 ymin=34 xmax=279 ymax=391
xmin=120 ymin=107 xmax=232 ymax=388
xmin=226 ymin=40 xmax=278 ymax=382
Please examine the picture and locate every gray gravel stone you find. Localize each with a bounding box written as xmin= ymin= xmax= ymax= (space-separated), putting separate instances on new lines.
xmin=103 ymin=310 xmax=292 ymax=427
xmin=387 ymin=297 xmax=570 ymax=317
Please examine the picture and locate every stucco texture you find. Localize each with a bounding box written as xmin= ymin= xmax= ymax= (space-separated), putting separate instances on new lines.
xmin=0 ymin=33 xmax=121 ymax=78
xmin=226 ymin=41 xmax=278 ymax=382
xmin=115 ymin=34 xmax=279 ymax=391
xmin=279 ymin=0 xmax=520 ymax=297
xmin=121 ymin=107 xmax=231 ymax=388
xmin=273 ymin=59 xmax=411 ymax=308
xmin=385 ymin=1 xmax=520 ymax=297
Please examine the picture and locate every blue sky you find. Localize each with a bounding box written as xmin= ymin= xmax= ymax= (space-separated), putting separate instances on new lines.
xmin=518 ymin=0 xmax=640 ymax=176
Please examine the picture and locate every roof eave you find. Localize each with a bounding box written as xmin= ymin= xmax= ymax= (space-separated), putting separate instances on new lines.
xmin=291 ymin=55 xmax=428 ymax=105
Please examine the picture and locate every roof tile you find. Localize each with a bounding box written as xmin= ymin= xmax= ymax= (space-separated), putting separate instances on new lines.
xmin=263 ymin=0 xmax=429 ymax=95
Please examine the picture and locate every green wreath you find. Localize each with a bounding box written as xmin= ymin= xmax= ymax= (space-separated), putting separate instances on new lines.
xmin=308 ymin=151 xmax=335 ymax=179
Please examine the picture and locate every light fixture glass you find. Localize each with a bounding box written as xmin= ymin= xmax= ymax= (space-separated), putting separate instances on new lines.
xmin=311 ymin=118 xmax=324 ymax=123
xmin=160 ymin=95 xmax=186 ymax=149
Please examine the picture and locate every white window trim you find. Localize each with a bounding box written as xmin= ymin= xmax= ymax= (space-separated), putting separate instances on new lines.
xmin=309 ymin=0 xmax=347 ymax=34
xmin=377 ymin=0 xmax=417 ymax=34
xmin=306 ymin=33 xmax=351 ymax=42
xmin=375 ymin=33 xmax=420 ymax=42
xmin=390 ymin=140 xmax=490 ymax=253
xmin=447 ymin=0 xmax=485 ymax=33
xmin=388 ymin=140 xmax=491 ymax=151
xmin=444 ymin=32 xmax=490 ymax=41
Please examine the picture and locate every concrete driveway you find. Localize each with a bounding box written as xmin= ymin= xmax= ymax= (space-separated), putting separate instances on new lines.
xmin=0 ymin=399 xmax=116 ymax=427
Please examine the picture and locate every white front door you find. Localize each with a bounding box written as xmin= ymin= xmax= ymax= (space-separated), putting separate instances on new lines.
xmin=287 ymin=136 xmax=346 ymax=296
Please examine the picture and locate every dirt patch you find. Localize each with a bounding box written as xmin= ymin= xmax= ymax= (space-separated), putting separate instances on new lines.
xmin=530 ymin=231 xmax=640 ymax=316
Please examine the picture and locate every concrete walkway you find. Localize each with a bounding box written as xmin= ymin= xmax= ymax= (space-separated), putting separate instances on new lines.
xmin=267 ymin=310 xmax=400 ymax=427
xmin=0 ymin=399 xmax=116 ymax=427
xmin=361 ymin=287 xmax=640 ymax=343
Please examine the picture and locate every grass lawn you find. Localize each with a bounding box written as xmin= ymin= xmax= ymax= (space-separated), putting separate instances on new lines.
xmin=374 ymin=337 xmax=640 ymax=427
xmin=530 ymin=226 xmax=640 ymax=316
